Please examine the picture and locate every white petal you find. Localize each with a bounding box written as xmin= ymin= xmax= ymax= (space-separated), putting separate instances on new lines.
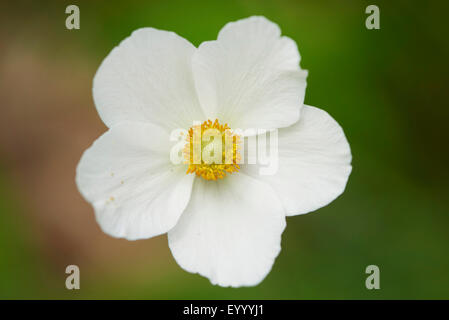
xmin=192 ymin=16 xmax=307 ymax=130
xmin=93 ymin=28 xmax=205 ymax=130
xmin=242 ymin=105 xmax=352 ymax=215
xmin=76 ymin=122 xmax=194 ymax=240
xmin=168 ymin=174 xmax=286 ymax=287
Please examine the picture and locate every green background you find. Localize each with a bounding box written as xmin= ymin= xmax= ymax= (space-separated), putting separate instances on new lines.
xmin=0 ymin=0 xmax=448 ymax=299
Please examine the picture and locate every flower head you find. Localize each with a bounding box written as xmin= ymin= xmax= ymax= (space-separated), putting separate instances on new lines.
xmin=76 ymin=16 xmax=352 ymax=287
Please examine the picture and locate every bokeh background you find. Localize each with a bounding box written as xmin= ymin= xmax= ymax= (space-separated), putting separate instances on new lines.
xmin=1 ymin=0 xmax=448 ymax=299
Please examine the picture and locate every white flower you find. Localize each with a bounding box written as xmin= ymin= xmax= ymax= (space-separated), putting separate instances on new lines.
xmin=76 ymin=16 xmax=352 ymax=287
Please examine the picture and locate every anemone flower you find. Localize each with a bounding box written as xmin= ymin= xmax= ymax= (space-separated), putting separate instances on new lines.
xmin=76 ymin=16 xmax=352 ymax=287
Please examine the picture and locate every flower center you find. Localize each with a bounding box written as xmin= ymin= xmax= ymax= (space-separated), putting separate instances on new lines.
xmin=183 ymin=119 xmax=241 ymax=180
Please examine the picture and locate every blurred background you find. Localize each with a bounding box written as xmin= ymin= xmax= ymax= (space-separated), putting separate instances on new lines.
xmin=0 ymin=0 xmax=448 ymax=299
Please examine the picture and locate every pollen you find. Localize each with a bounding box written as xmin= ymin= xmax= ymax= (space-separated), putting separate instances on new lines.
xmin=183 ymin=119 xmax=241 ymax=180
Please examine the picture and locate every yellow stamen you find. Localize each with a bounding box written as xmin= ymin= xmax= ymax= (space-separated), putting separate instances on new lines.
xmin=183 ymin=119 xmax=241 ymax=181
